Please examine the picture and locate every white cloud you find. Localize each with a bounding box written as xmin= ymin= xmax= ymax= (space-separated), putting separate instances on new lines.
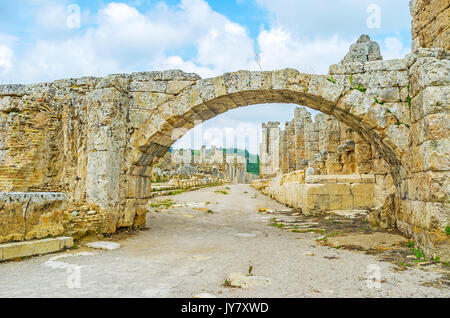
xmin=151 ymin=55 xmax=217 ymax=78
xmin=173 ymin=119 xmax=262 ymax=153
xmin=3 ymin=0 xmax=258 ymax=83
xmin=195 ymin=21 xmax=256 ymax=72
xmin=0 ymin=44 xmax=13 ymax=75
xmin=0 ymin=34 xmax=15 ymax=78
xmin=257 ymin=28 xmax=352 ymax=74
xmin=255 ymin=0 xmax=411 ymax=38
xmin=380 ymin=36 xmax=410 ymax=60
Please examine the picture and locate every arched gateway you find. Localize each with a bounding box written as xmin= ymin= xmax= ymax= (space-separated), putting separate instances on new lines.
xmin=0 ymin=37 xmax=448 ymax=259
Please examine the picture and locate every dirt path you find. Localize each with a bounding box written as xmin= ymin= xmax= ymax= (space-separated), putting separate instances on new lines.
xmin=0 ymin=184 xmax=448 ymax=298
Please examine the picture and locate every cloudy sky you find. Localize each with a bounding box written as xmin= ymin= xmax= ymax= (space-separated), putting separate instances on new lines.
xmin=0 ymin=0 xmax=412 ymax=153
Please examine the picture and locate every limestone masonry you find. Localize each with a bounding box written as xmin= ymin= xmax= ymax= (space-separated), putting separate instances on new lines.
xmin=0 ymin=2 xmax=449 ymax=260
xmin=411 ymin=0 xmax=450 ymax=51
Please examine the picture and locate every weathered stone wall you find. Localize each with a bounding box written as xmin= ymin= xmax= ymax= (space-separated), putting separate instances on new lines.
xmin=402 ymin=48 xmax=450 ymax=257
xmin=410 ymin=0 xmax=449 ymax=50
xmin=254 ymin=172 xmax=377 ymax=214
xmin=0 ymin=71 xmax=200 ymax=239
xmin=266 ymin=105 xmax=394 ymax=207
xmin=275 ymin=109 xmax=381 ymax=176
xmin=0 ymin=192 xmax=106 ymax=243
xmin=329 ymin=44 xmax=449 ymax=258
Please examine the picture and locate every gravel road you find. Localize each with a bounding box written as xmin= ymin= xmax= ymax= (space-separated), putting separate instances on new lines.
xmin=0 ymin=184 xmax=448 ymax=298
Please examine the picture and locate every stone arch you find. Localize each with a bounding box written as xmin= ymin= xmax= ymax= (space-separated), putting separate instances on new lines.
xmin=129 ymin=69 xmax=406 ymax=192
xmin=122 ymin=52 xmax=450 ymax=261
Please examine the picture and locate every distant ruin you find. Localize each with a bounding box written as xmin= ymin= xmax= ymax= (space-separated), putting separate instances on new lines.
xmin=154 ymin=146 xmax=259 ymax=184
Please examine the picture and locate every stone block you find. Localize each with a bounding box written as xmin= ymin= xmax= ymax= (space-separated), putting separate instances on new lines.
xmin=364 ymin=59 xmax=408 ymax=72
xmin=0 ymin=192 xmax=68 ymax=243
xmin=0 ymin=237 xmax=73 ymax=261
xmin=411 ymin=113 xmax=450 ymax=145
xmin=352 ymin=183 xmax=375 ymax=209
xmin=416 ymin=140 xmax=450 ymax=171
xmin=335 ymin=175 xmax=362 ymax=183
xmin=307 ymin=75 xmax=344 ymax=105
xmin=129 ymin=80 xmax=166 ymax=93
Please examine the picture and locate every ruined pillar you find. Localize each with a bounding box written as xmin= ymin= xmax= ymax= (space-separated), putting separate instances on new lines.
xmin=325 ymin=116 xmax=343 ymax=174
xmin=200 ymin=145 xmax=206 ymax=164
xmin=294 ymin=107 xmax=308 ymax=170
xmin=259 ymin=122 xmax=280 ymax=178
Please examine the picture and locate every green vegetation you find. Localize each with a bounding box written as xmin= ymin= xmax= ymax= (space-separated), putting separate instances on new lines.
xmin=73 ymin=243 xmax=79 ymax=249
xmin=150 ymin=199 xmax=175 ymax=208
xmin=215 ymin=190 xmax=229 ymax=195
xmin=374 ymin=97 xmax=385 ymax=105
xmin=413 ymin=248 xmax=426 ymax=261
xmin=354 ymin=84 xmax=367 ymax=93
xmin=246 ymin=150 xmax=260 ymax=176
xmin=327 ymin=75 xmax=336 ymax=84
xmin=223 ymin=279 xmax=234 ymax=288
xmin=326 ymin=218 xmax=336 ymax=224
xmin=349 ymin=74 xmax=367 ymax=93
xmin=407 ymin=85 xmax=412 ymax=108
xmin=269 ymin=218 xmax=285 ymax=229
xmin=291 ymin=228 xmax=326 ymax=234
xmin=394 ymin=120 xmax=410 ymax=128
xmin=168 ymin=189 xmax=186 ymax=196
xmin=445 ymin=226 xmax=450 ymax=235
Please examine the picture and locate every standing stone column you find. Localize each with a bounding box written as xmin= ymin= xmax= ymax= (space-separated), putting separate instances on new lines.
xmin=259 ymin=122 xmax=280 ymax=178
xmin=85 ymin=76 xmax=129 ymax=232
xmin=325 ymin=116 xmax=343 ymax=174
xmin=294 ymin=108 xmax=308 ymax=170
xmin=200 ymin=145 xmax=206 ymax=164
xmin=304 ymin=118 xmax=319 ymax=162
xmin=286 ymin=120 xmax=296 ymax=173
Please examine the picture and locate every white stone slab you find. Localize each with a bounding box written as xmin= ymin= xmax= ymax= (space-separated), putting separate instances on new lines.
xmin=86 ymin=241 xmax=121 ymax=250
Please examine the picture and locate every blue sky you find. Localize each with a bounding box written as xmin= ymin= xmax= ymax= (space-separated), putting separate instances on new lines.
xmin=0 ymin=0 xmax=412 ymax=153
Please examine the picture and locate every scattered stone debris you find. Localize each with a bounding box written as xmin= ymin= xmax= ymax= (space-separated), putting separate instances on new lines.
xmin=263 ymin=207 xmax=450 ymax=280
xmin=190 ymin=255 xmax=211 ymax=261
xmin=235 ymin=233 xmax=257 ymax=238
xmin=225 ymin=272 xmax=271 ymax=289
xmin=368 ymin=194 xmax=396 ymax=230
xmin=86 ymin=241 xmax=121 ymax=250
xmin=324 ymin=256 xmax=340 ymax=260
xmin=325 ymin=232 xmax=407 ymax=250
xmin=172 ymin=201 xmax=208 ymax=208
xmin=194 ymin=293 xmax=216 ymax=298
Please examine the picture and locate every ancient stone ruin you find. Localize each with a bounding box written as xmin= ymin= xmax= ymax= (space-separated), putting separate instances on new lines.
xmin=155 ymin=146 xmax=259 ymax=184
xmin=0 ymin=1 xmax=448 ymax=260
